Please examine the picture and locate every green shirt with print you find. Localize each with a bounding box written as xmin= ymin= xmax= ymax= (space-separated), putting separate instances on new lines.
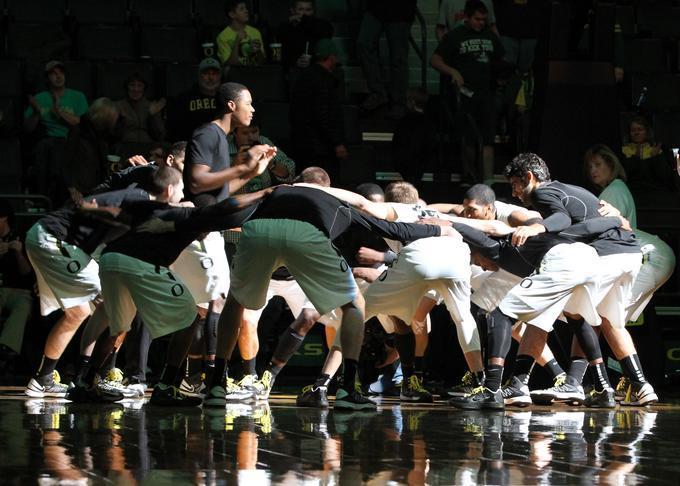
xmin=435 ymin=25 xmax=504 ymax=95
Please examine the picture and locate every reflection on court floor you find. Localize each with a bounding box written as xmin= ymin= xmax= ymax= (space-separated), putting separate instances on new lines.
xmin=0 ymin=389 xmax=676 ymax=484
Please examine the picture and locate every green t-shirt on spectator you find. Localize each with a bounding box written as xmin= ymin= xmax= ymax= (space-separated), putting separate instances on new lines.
xmin=24 ymin=88 xmax=89 ymax=138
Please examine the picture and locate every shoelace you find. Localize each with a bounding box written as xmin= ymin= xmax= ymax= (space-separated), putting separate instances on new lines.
xmin=460 ymin=371 xmax=473 ymax=387
xmin=553 ymin=374 xmax=567 ymax=388
xmin=52 ymin=370 xmax=62 ymax=385
xmin=105 ymin=368 xmax=124 ymax=384
xmin=465 ymin=385 xmax=486 ymax=397
xmin=408 ymin=375 xmax=427 ymax=393
xmin=616 ymin=376 xmax=630 ymax=394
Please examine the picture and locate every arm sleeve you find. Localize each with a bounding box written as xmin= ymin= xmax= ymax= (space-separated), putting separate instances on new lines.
xmin=559 ymin=216 xmax=622 ymax=239
xmin=453 ymin=222 xmax=501 ymax=261
xmin=90 ymin=166 xmax=148 ymax=194
xmin=351 ymin=209 xmax=441 ymax=243
xmin=175 ymin=200 xmax=257 ymax=233
xmin=531 ymin=189 xmax=573 ymax=232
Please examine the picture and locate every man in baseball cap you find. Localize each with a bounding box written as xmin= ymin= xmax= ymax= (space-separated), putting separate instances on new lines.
xmin=166 ymin=58 xmax=222 ymax=141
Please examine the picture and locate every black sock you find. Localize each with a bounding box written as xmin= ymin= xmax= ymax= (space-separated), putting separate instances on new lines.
xmin=159 ymin=364 xmax=180 ymax=387
xmin=485 ymin=364 xmax=504 ymax=391
xmin=394 ymin=332 xmax=415 ymax=380
xmin=187 ymin=357 xmax=203 ymax=378
xmin=543 ymin=359 xmax=565 ymax=380
xmin=271 ymin=327 xmax=305 ymax=368
xmin=243 ymin=357 xmax=257 ymax=376
xmin=76 ymin=355 xmax=91 ymax=383
xmin=342 ymin=359 xmax=359 ymax=392
xmin=36 ymin=356 xmax=59 ymax=383
xmin=621 ymin=354 xmax=647 ymax=384
xmin=566 ymin=358 xmax=588 ymax=387
xmin=314 ymin=373 xmax=332 ymax=388
xmin=590 ymin=362 xmax=611 ymax=392
xmin=414 ymin=356 xmax=425 ymax=379
xmin=210 ymin=357 xmax=228 ymax=388
xmin=514 ymin=355 xmax=534 ymax=386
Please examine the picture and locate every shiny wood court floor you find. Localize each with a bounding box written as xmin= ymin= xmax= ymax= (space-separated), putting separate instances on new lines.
xmin=1 ymin=387 xmax=680 ymax=485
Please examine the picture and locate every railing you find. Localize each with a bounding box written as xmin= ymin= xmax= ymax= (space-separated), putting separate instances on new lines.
xmin=409 ymin=7 xmax=428 ymax=89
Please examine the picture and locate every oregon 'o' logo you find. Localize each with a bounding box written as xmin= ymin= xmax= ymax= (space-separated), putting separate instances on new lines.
xmin=520 ymin=278 xmax=533 ymax=288
xmin=171 ymin=284 xmax=185 ymax=297
xmin=66 ymin=260 xmax=82 ymax=274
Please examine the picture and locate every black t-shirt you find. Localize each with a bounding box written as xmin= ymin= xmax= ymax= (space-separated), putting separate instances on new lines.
xmin=0 ymin=230 xmax=33 ymax=290
xmin=184 ymin=123 xmax=231 ymax=203
xmin=105 ymin=199 xmax=255 ymax=267
xmin=277 ymin=16 xmax=333 ymax=70
xmin=90 ymin=165 xmax=158 ymax=195
xmin=367 ymin=0 xmax=417 ymax=22
xmin=39 ymin=188 xmax=150 ymax=255
xmin=434 ymin=24 xmax=504 ymax=94
xmin=239 ymin=186 xmax=441 ymax=243
xmin=166 ymin=87 xmax=218 ymax=142
xmin=530 ymin=181 xmax=640 ymax=256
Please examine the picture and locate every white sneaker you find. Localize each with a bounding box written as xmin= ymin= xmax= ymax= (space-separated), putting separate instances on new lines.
xmin=179 ymin=378 xmax=207 ymax=398
xmin=125 ymin=382 xmax=147 ymax=398
xmin=25 ymin=370 xmax=69 ymax=398
xmin=621 ymin=382 xmax=658 ymax=406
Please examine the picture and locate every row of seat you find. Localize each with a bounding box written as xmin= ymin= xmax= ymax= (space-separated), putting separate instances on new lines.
xmin=0 ymin=0 xmax=354 ymax=28
xmin=617 ymin=4 xmax=680 ymax=37
xmin=0 ymin=23 xmax=210 ymax=62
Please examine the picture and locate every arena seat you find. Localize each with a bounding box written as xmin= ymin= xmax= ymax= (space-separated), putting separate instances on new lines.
xmin=68 ymin=0 xmax=129 ymax=25
xmin=77 ymin=25 xmax=137 ymax=61
xmin=140 ymin=26 xmax=199 ymax=63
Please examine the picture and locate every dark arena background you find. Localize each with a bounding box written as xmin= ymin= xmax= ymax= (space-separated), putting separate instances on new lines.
xmin=1 ymin=0 xmax=680 ymax=484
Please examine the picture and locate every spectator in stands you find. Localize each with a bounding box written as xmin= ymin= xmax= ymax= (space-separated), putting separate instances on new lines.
xmin=115 ymin=72 xmax=166 ymax=144
xmin=431 ymin=0 xmax=504 ymax=184
xmin=391 ymin=87 xmax=436 ymax=185
xmin=357 ymin=0 xmax=416 ymax=119
xmin=217 ymin=0 xmax=265 ymax=67
xmin=494 ymin=0 xmax=543 ymax=73
xmin=435 ymin=0 xmax=497 ymax=42
xmin=228 ymin=116 xmax=296 ymax=193
xmin=277 ymin=1 xmax=334 ymax=82
xmin=24 ymin=60 xmax=88 ymax=200
xmin=620 ymin=116 xmax=678 ymax=194
xmin=0 ymin=198 xmax=34 ymax=356
xmin=62 ymin=98 xmax=121 ymax=203
xmin=166 ymin=58 xmax=221 ymax=143
xmin=289 ymin=39 xmax=347 ymax=183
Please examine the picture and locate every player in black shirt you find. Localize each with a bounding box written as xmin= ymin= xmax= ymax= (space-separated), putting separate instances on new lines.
xmin=502 ymin=153 xmax=644 ymax=408
xmin=24 ymin=187 xmax=151 ymax=398
xmin=72 ymin=167 xmax=273 ymax=406
xmin=202 ymin=182 xmax=456 ymax=410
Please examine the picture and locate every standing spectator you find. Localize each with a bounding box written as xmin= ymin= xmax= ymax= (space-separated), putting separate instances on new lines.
xmin=357 ymin=0 xmax=416 ymax=119
xmin=431 ymin=0 xmax=504 ymax=183
xmin=494 ymin=0 xmax=543 ymax=73
xmin=62 ymin=98 xmax=121 ymax=203
xmin=620 ymin=116 xmax=678 ymax=194
xmin=166 ymin=58 xmax=222 ymax=143
xmin=289 ymin=39 xmax=347 ymax=183
xmin=277 ymin=0 xmax=334 ymax=84
xmin=217 ymin=1 xmax=265 ymax=67
xmin=115 ymin=72 xmax=166 ymax=144
xmin=228 ymin=116 xmax=296 ymax=194
xmin=391 ymin=87 xmax=436 ymax=185
xmin=435 ymin=0 xmax=497 ymax=42
xmin=0 ymin=199 xmax=33 ymax=356
xmin=24 ymin=60 xmax=88 ymax=199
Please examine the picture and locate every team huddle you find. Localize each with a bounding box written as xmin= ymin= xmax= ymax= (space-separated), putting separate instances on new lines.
xmin=22 ymin=83 xmax=676 ymax=412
